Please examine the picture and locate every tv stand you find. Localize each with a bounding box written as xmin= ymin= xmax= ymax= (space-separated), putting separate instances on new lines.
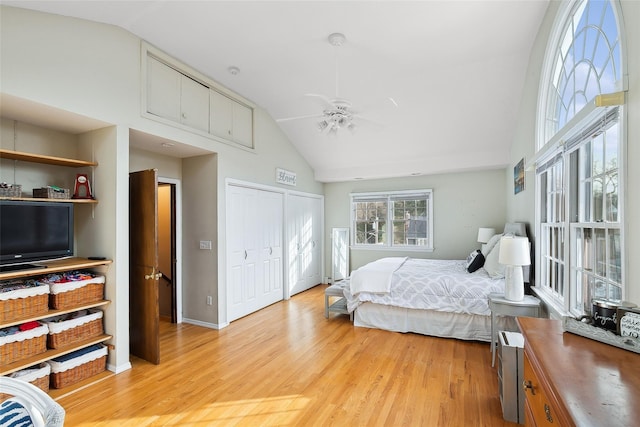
xmin=0 ymin=263 xmax=45 ymax=273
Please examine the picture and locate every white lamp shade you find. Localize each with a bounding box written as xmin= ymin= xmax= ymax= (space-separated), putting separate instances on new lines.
xmin=477 ymin=227 xmax=496 ymax=243
xmin=498 ymin=236 xmax=531 ymax=266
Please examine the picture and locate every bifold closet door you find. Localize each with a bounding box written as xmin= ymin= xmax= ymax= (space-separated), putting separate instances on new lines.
xmin=287 ymin=194 xmax=323 ymax=296
xmin=228 ymin=185 xmax=283 ymax=322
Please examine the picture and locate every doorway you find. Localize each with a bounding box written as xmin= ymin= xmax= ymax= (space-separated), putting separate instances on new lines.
xmin=158 ymin=179 xmax=182 ymax=324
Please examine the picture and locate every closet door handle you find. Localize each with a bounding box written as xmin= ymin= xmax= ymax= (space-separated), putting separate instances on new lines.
xmin=269 ymin=247 xmax=273 ymax=255
xmin=244 ymin=250 xmax=248 ymax=260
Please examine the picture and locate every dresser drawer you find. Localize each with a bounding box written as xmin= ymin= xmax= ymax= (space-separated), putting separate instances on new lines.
xmin=523 ymin=354 xmax=560 ymax=426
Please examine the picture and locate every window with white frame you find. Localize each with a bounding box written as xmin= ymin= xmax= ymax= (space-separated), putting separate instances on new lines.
xmin=351 ymin=190 xmax=433 ymax=250
xmin=535 ymin=0 xmax=626 ymax=316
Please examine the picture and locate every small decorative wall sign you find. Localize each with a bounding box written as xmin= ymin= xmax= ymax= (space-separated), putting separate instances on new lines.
xmin=276 ymin=168 xmax=297 ymax=186
xmin=514 ymin=158 xmax=525 ymax=194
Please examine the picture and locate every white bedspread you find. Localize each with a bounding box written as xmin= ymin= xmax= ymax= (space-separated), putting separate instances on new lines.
xmin=350 ymin=257 xmax=407 ymax=295
xmin=345 ymin=258 xmax=504 ymax=316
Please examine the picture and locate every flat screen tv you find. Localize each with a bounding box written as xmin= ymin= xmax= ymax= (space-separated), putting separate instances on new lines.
xmin=0 ymin=200 xmax=74 ymax=270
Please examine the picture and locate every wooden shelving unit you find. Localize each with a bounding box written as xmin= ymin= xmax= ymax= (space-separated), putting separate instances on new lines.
xmin=0 ymin=334 xmax=112 ymax=376
xmin=0 ymin=149 xmax=98 ymax=167
xmin=0 ymin=149 xmax=98 ymax=203
xmin=1 ymin=257 xmax=113 ymax=396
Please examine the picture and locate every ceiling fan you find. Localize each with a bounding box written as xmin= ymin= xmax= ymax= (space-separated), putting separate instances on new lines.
xmin=277 ymin=33 xmax=386 ymax=135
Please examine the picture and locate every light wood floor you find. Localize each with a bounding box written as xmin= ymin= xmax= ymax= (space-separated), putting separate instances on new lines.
xmin=58 ymin=285 xmax=517 ymax=426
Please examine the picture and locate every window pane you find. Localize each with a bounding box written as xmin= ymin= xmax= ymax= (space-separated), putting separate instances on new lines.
xmin=608 ymin=229 xmax=621 ymax=283
xmin=595 ymin=228 xmax=606 ymax=277
xmin=605 ymin=172 xmax=618 ymax=222
xmin=593 ymin=177 xmax=603 ymax=222
xmin=593 ymin=133 xmax=604 ymax=176
xmin=593 ymin=279 xmax=607 ymax=300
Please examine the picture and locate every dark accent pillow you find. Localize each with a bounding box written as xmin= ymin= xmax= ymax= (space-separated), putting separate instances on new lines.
xmin=466 ymin=249 xmax=485 ymax=273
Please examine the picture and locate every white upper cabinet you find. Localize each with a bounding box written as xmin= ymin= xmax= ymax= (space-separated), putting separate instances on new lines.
xmin=210 ymin=90 xmax=254 ymax=149
xmin=144 ymin=44 xmax=254 ymax=149
xmin=146 ymin=56 xmax=209 ymax=132
xmin=180 ymin=76 xmax=210 ymax=132
xmin=210 ymin=90 xmax=234 ymax=139
xmin=147 ymin=56 xmax=181 ymax=122
xmin=232 ymin=101 xmax=253 ymax=148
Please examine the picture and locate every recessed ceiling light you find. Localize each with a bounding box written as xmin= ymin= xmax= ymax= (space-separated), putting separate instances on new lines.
xmin=228 ymin=66 xmax=240 ymax=75
xmin=354 ymin=177 xmax=364 ymax=180
xmin=161 ymin=142 xmax=175 ymax=148
xmin=410 ymin=172 xmax=421 ymax=176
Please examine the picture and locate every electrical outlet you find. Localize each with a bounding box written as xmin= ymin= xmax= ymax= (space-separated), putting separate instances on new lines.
xmin=206 ymin=296 xmax=213 ymax=306
xmin=199 ymin=240 xmax=212 ymax=250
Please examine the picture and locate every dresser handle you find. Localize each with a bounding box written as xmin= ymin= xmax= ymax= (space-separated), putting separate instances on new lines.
xmin=522 ymin=380 xmax=535 ymax=395
xmin=544 ymin=403 xmax=554 ymax=423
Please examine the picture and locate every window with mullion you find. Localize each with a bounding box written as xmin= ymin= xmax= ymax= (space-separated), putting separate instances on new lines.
xmin=539 ymin=160 xmax=566 ymax=302
xmin=569 ymin=119 xmax=622 ymax=315
xmin=351 ymin=190 xmax=433 ymax=250
xmin=535 ymin=0 xmax=624 ymax=315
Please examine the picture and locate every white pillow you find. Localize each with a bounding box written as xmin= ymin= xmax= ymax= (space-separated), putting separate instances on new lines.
xmin=483 ymin=238 xmax=506 ymax=279
xmin=481 ymin=233 xmax=503 ymax=257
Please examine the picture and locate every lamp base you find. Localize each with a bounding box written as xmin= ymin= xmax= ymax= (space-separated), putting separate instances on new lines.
xmin=504 ymin=265 xmax=525 ymax=301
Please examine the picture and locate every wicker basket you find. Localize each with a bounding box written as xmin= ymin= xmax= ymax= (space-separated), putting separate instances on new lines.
xmin=7 ymin=363 xmax=51 ymax=393
xmin=0 ymin=324 xmax=48 ymax=366
xmin=0 ymin=282 xmax=50 ymax=323
xmin=44 ymin=309 xmax=103 ymax=349
xmin=48 ymin=344 xmax=107 ymax=389
xmin=46 ymin=275 xmax=105 ymax=310
xmin=32 ymin=187 xmax=70 ymax=199
xmin=0 ymin=184 xmax=22 ymax=198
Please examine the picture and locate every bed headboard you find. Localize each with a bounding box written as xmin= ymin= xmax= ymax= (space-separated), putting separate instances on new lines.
xmin=503 ymin=222 xmax=531 ymax=283
xmin=504 ymin=222 xmax=527 ymax=237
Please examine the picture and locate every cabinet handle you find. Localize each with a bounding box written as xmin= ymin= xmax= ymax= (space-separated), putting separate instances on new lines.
xmin=269 ymin=247 xmax=273 ymax=255
xmin=244 ymin=250 xmax=248 ymax=260
xmin=522 ymin=380 xmax=535 ymax=395
xmin=182 ymin=113 xmax=187 ymax=119
xmin=544 ymin=404 xmax=554 ymax=423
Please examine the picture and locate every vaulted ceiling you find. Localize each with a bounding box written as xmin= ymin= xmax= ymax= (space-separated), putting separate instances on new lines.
xmin=5 ymin=1 xmax=549 ymax=182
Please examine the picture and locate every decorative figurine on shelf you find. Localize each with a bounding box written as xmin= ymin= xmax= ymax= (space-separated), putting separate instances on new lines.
xmin=72 ymin=174 xmax=93 ymax=199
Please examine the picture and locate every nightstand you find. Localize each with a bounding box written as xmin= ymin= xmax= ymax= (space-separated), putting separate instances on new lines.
xmin=489 ymin=292 xmax=540 ymax=367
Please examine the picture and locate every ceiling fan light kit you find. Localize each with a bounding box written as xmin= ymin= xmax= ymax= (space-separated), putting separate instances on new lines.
xmin=277 ymin=32 xmax=383 ymax=136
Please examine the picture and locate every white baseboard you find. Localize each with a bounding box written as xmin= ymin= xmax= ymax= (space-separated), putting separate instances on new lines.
xmin=183 ymin=317 xmax=228 ymax=329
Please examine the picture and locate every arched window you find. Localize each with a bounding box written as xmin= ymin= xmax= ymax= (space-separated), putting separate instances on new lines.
xmin=535 ymin=0 xmax=627 ymax=316
xmin=539 ymin=0 xmax=623 ymax=148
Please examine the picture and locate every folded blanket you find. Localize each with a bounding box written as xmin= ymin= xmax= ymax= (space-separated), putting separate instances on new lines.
xmin=350 ymin=257 xmax=407 ymax=295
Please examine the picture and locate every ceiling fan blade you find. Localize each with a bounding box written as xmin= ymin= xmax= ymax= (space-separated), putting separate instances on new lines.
xmin=353 ymin=114 xmax=385 ymax=129
xmin=304 ymin=93 xmax=334 ymax=109
xmin=276 ymin=113 xmax=324 ymax=123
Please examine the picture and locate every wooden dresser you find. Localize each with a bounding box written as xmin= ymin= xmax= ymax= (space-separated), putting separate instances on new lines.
xmin=517 ymin=317 xmax=640 ymax=427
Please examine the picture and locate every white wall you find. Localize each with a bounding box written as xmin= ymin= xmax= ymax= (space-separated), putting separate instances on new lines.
xmin=324 ymin=169 xmax=507 ymax=274
xmin=506 ymin=0 xmax=640 ymax=305
xmin=0 ymin=6 xmax=323 ymax=370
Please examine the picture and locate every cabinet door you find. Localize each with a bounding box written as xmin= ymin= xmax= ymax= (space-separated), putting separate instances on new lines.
xmin=232 ymin=102 xmax=253 ymax=148
xmin=147 ymin=57 xmax=181 ymax=122
xmin=180 ymin=75 xmax=210 ymax=132
xmin=210 ymin=90 xmax=234 ymax=139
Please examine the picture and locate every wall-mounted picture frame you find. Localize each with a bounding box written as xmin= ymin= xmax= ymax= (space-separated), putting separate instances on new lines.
xmin=514 ymin=158 xmax=525 ymax=194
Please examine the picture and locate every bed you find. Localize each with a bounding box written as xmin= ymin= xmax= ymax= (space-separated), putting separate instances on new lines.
xmin=343 ymin=223 xmax=529 ymax=341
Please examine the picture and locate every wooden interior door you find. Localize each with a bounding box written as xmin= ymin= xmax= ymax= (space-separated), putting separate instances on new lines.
xmin=129 ymin=169 xmax=160 ymax=364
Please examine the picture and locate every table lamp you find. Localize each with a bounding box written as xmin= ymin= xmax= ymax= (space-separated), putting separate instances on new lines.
xmin=477 ymin=227 xmax=496 ymax=252
xmin=498 ymin=236 xmax=531 ymax=301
